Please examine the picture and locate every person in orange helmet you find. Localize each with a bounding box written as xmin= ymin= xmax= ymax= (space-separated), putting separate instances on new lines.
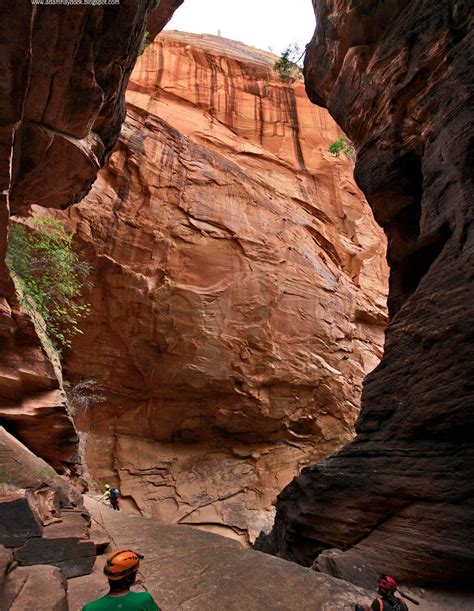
xmin=82 ymin=549 xmax=160 ymax=610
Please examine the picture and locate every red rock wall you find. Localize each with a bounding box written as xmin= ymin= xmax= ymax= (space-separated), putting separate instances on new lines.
xmin=0 ymin=0 xmax=178 ymax=471
xmin=54 ymin=33 xmax=388 ymax=541
xmin=266 ymin=0 xmax=474 ymax=586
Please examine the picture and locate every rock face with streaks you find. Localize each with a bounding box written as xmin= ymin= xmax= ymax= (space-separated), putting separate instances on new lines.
xmin=56 ymin=32 xmax=387 ymax=541
xmin=266 ymin=0 xmax=474 ymax=587
xmin=0 ymin=0 xmax=179 ymax=471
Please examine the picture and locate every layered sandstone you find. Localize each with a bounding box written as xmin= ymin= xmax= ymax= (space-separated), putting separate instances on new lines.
xmin=68 ymin=496 xmax=374 ymax=611
xmin=0 ymin=1 xmax=178 ymax=471
xmin=266 ymin=0 xmax=474 ymax=587
xmin=53 ymin=32 xmax=388 ymax=541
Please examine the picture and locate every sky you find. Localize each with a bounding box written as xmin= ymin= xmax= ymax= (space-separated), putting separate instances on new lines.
xmin=164 ymin=0 xmax=316 ymax=56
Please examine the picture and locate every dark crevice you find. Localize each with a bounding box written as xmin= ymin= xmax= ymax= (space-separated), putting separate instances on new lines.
xmin=388 ymin=223 xmax=452 ymax=317
xmin=283 ymin=88 xmax=306 ymax=171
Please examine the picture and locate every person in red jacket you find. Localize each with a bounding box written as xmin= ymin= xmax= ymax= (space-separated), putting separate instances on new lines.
xmin=356 ymin=576 xmax=409 ymax=611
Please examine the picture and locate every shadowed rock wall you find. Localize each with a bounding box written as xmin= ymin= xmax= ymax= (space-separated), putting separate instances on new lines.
xmin=51 ymin=32 xmax=388 ymax=541
xmin=265 ymin=0 xmax=474 ymax=587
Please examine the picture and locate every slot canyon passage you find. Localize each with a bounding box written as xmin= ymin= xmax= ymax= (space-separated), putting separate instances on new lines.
xmin=0 ymin=0 xmax=472 ymax=609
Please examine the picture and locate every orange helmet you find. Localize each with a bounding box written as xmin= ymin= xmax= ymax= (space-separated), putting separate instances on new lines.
xmin=103 ymin=549 xmax=143 ymax=580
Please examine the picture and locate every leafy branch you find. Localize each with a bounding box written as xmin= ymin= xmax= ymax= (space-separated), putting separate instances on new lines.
xmin=274 ymin=44 xmax=304 ymax=82
xmin=328 ymin=136 xmax=355 ymax=160
xmin=139 ymin=31 xmax=151 ymax=56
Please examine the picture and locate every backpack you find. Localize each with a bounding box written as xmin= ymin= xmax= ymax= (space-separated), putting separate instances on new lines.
xmin=110 ymin=488 xmax=120 ymax=500
xmin=376 ymin=596 xmax=407 ymax=611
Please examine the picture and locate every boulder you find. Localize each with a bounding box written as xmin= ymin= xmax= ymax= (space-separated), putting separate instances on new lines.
xmin=313 ymin=548 xmax=379 ymax=590
xmin=0 ymin=565 xmax=67 ymax=611
xmin=14 ymin=535 xmax=95 ymax=579
xmin=0 ymin=494 xmax=42 ymax=547
xmin=0 ymin=426 xmax=84 ymax=529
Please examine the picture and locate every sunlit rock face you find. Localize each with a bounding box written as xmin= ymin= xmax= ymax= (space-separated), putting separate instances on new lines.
xmin=57 ymin=32 xmax=387 ymax=541
xmin=0 ymin=1 xmax=177 ymax=472
xmin=266 ymin=0 xmax=474 ymax=587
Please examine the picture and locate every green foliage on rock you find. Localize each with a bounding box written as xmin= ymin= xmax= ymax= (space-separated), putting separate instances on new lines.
xmin=274 ymin=44 xmax=303 ymax=82
xmin=328 ymin=136 xmax=355 ymax=159
xmin=139 ymin=31 xmax=151 ymax=56
xmin=7 ymin=217 xmax=91 ymax=350
xmin=32 ymin=465 xmax=59 ymax=482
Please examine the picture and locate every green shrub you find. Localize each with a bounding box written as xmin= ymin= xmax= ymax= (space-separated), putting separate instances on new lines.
xmin=32 ymin=465 xmax=58 ymax=482
xmin=139 ymin=31 xmax=151 ymax=56
xmin=328 ymin=136 xmax=354 ymax=159
xmin=7 ymin=217 xmax=91 ymax=350
xmin=274 ymin=44 xmax=303 ymax=82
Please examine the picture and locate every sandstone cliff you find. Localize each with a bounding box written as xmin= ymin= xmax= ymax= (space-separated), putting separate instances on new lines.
xmin=265 ymin=0 xmax=474 ymax=587
xmin=53 ymin=32 xmax=388 ymax=541
xmin=0 ymin=1 xmax=177 ymax=472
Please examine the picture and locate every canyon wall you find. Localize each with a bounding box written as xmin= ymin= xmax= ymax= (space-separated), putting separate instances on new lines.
xmin=0 ymin=1 xmax=176 ymax=473
xmin=266 ymin=0 xmax=474 ymax=586
xmin=53 ymin=32 xmax=388 ymax=542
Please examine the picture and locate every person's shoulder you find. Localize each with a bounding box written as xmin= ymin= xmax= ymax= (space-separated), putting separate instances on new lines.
xmin=82 ymin=598 xmax=104 ymax=611
xmin=129 ymin=591 xmax=160 ymax=609
xmin=129 ymin=591 xmax=156 ymax=602
xmin=370 ymin=598 xmax=382 ymax=611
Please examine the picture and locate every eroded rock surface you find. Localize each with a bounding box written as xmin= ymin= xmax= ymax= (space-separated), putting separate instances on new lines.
xmin=0 ymin=316 xmax=78 ymax=472
xmin=266 ymin=0 xmax=474 ymax=587
xmin=0 ymin=0 xmax=181 ymax=474
xmin=0 ymin=565 xmax=68 ymax=611
xmin=3 ymin=0 xmax=170 ymax=214
xmin=54 ymin=33 xmax=387 ymax=540
xmin=68 ymin=496 xmax=373 ymax=611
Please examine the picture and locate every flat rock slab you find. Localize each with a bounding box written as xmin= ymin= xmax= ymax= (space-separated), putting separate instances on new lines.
xmin=0 ymin=494 xmax=42 ymax=547
xmin=0 ymin=564 xmax=67 ymax=610
xmin=69 ymin=497 xmax=372 ymax=611
xmin=14 ymin=536 xmax=96 ymax=578
xmin=42 ymin=509 xmax=90 ymax=540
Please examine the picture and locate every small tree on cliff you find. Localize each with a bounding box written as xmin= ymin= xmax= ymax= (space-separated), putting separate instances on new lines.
xmin=274 ymin=44 xmax=304 ymax=82
xmin=7 ymin=217 xmax=92 ymax=350
xmin=139 ymin=31 xmax=151 ymax=56
xmin=328 ymin=136 xmax=355 ymax=161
